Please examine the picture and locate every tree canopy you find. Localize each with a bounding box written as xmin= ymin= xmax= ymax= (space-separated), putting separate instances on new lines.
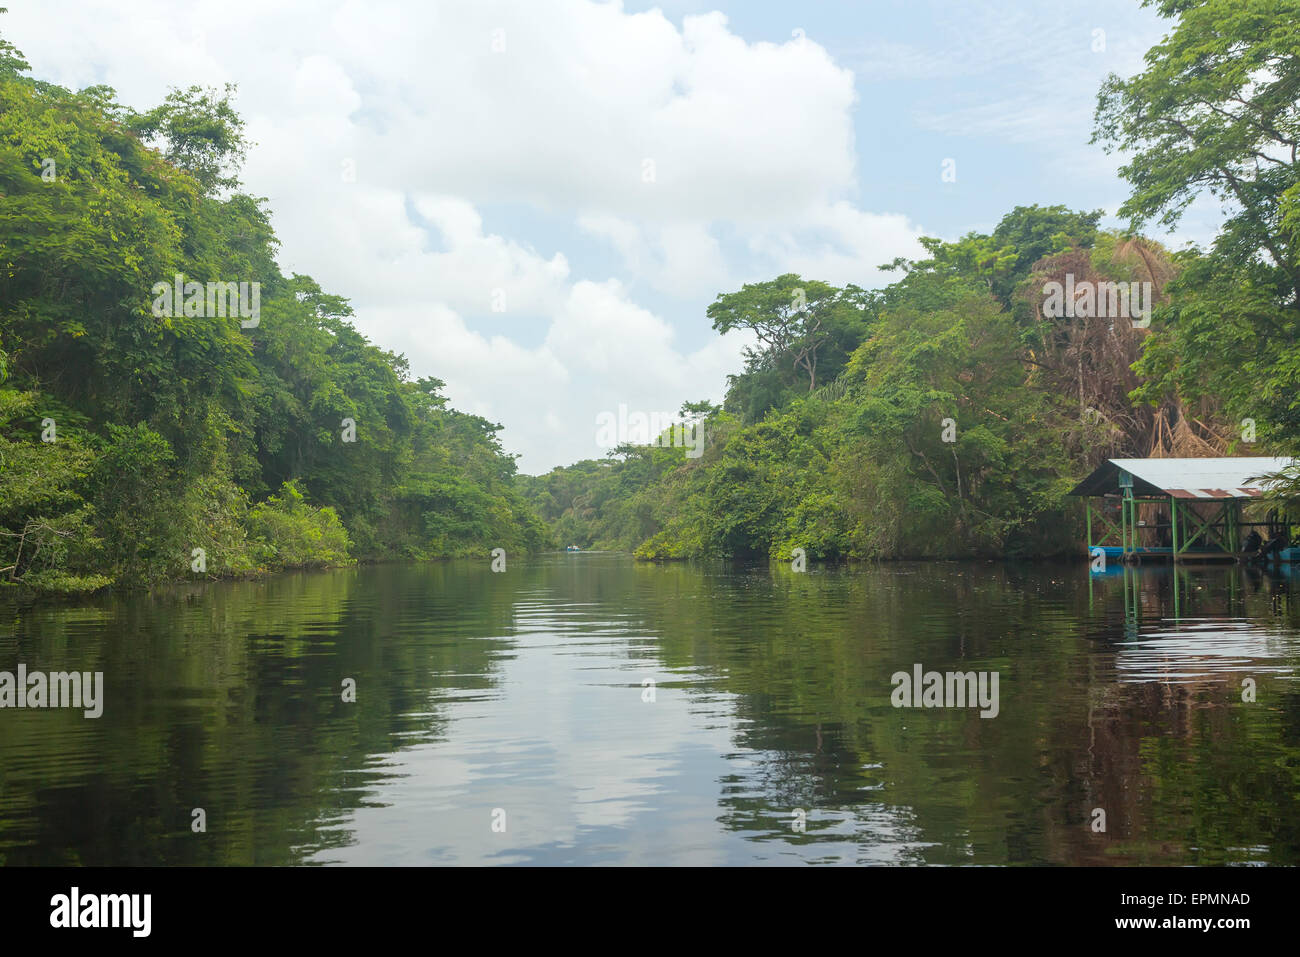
xmin=0 ymin=28 xmax=545 ymax=591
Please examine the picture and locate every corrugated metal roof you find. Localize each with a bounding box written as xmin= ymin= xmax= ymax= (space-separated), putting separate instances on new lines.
xmin=1069 ymin=457 xmax=1296 ymax=498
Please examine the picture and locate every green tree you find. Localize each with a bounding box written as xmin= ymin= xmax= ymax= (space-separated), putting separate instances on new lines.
xmin=1093 ymin=0 xmax=1300 ymax=301
xmin=1095 ymin=0 xmax=1300 ymax=456
xmin=0 ymin=30 xmax=548 ymax=592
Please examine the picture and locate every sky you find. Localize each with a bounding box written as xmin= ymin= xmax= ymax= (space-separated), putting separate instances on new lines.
xmin=3 ymin=0 xmax=1224 ymax=473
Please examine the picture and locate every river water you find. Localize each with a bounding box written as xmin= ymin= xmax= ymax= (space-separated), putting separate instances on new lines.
xmin=1 ymin=554 xmax=1297 ymax=865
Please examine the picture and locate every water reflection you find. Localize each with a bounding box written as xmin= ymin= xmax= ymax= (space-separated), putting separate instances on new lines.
xmin=0 ymin=556 xmax=1297 ymax=865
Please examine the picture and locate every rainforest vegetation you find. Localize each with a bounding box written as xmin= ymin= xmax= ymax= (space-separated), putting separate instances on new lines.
xmin=0 ymin=24 xmax=545 ymax=592
xmin=519 ymin=0 xmax=1300 ymax=561
xmin=3 ymin=0 xmax=1299 ymax=588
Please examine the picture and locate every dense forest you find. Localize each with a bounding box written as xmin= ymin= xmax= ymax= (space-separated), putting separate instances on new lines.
xmin=3 ymin=0 xmax=1299 ymax=589
xmin=0 ymin=25 xmax=545 ymax=592
xmin=519 ymin=0 xmax=1300 ymax=561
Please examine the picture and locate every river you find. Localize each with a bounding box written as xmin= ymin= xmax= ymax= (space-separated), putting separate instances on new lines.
xmin=1 ymin=554 xmax=1297 ymax=865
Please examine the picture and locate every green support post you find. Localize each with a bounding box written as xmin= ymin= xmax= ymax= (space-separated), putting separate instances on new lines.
xmin=1171 ymin=496 xmax=1180 ymax=561
xmin=1123 ymin=488 xmax=1136 ymax=558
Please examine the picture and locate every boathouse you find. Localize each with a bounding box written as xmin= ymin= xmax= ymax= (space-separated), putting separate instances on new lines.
xmin=1068 ymin=457 xmax=1298 ymax=563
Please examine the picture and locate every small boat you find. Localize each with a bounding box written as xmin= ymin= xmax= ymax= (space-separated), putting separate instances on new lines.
xmin=566 ymin=545 xmax=581 ymax=552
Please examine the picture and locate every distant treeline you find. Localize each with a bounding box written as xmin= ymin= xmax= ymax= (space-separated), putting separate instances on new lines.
xmin=0 ymin=29 xmax=545 ymax=593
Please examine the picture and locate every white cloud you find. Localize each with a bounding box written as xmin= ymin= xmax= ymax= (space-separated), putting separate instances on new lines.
xmin=578 ymin=215 xmax=731 ymax=299
xmin=748 ymin=202 xmax=927 ymax=287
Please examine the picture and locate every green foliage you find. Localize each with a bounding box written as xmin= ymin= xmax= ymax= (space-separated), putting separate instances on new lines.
xmin=708 ymin=274 xmax=873 ymax=419
xmin=1095 ymin=0 xmax=1300 ymax=468
xmin=1093 ymin=0 xmax=1300 ymax=298
xmin=0 ymin=388 xmax=107 ymax=590
xmin=990 ymin=205 xmax=1103 ymax=303
xmin=0 ymin=33 xmax=546 ymax=592
xmin=7 ymin=1 xmax=1300 ymax=582
xmin=841 ymin=285 xmax=1077 ymax=556
xmin=527 ymin=214 xmax=1157 ymax=562
xmin=534 ymin=0 xmax=1300 ymax=567
xmin=89 ymin=423 xmax=179 ymax=581
xmin=126 ymin=84 xmax=249 ymax=194
xmin=247 ymin=481 xmax=352 ymax=569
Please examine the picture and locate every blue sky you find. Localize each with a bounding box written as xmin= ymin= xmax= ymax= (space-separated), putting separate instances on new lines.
xmin=7 ymin=0 xmax=1216 ymax=472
